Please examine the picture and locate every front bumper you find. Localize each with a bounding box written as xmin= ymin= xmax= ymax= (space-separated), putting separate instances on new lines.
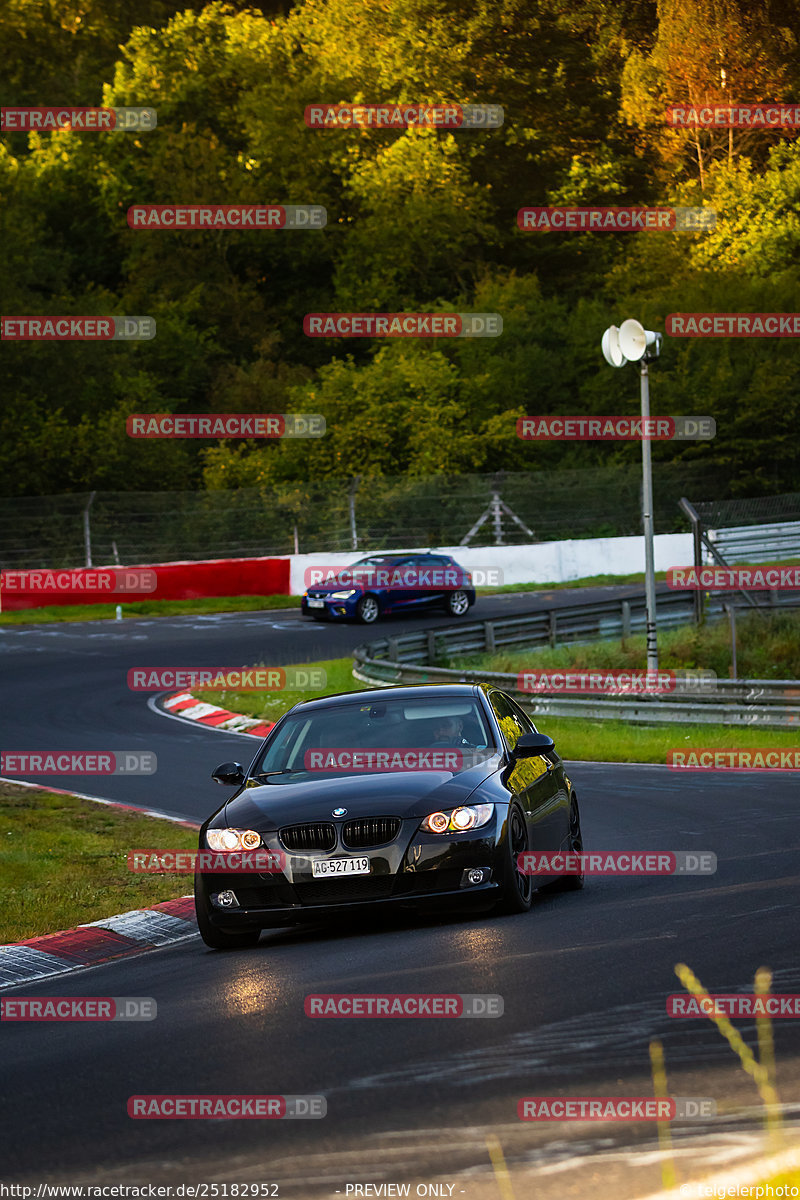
xmin=301 ymin=593 xmax=360 ymax=619
xmin=198 ymin=825 xmax=500 ymax=929
xmin=205 ymin=877 xmax=499 ymax=928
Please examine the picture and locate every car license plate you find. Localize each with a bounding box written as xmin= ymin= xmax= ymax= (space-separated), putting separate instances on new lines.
xmin=312 ymin=857 xmax=370 ymax=878
xmin=307 ymin=598 xmax=325 ymax=608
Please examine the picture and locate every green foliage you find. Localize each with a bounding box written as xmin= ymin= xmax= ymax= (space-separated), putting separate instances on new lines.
xmin=2 ymin=0 xmax=799 ymax=499
xmin=457 ymin=611 xmax=800 ymax=679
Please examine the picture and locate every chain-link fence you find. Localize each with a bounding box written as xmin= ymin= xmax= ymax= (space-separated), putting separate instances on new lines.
xmin=0 ymin=463 xmax=740 ymax=569
xmin=693 ymin=493 xmax=800 ymax=529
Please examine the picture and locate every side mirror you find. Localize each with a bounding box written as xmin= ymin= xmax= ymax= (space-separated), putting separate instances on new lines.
xmin=513 ymin=732 xmax=555 ymax=758
xmin=212 ymin=761 xmax=245 ymax=786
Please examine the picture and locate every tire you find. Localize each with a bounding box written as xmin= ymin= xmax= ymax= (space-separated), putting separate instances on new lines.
xmin=356 ymin=594 xmax=381 ymax=624
xmin=446 ymin=590 xmax=470 ymax=617
xmin=194 ymin=874 xmax=261 ymax=949
xmin=542 ymin=793 xmax=584 ymax=893
xmin=496 ymin=804 xmax=534 ymax=913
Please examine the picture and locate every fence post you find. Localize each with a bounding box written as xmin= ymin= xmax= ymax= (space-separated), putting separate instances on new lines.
xmin=621 ymin=600 xmax=631 ymax=640
xmin=83 ymin=491 xmax=96 ymax=568
xmin=679 ymin=497 xmax=704 ymax=625
xmin=348 ymin=476 xmax=360 ymax=550
xmin=484 ymin=622 xmax=496 ymax=653
xmin=427 ymin=630 xmax=437 ymax=663
xmin=549 ymin=611 xmax=557 ymax=648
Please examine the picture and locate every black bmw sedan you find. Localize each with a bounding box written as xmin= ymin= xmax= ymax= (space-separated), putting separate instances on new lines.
xmin=194 ymin=683 xmax=584 ymax=948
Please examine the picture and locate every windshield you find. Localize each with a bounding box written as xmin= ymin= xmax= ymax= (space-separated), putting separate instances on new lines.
xmin=250 ymin=697 xmax=498 ymax=780
xmin=350 ymin=556 xmax=403 ymax=568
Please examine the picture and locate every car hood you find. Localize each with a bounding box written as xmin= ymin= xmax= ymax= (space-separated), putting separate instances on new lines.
xmin=223 ymin=757 xmax=502 ymax=831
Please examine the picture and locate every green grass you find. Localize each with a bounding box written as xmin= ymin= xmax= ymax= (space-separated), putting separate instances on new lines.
xmin=452 ymin=611 xmax=800 ymax=680
xmin=191 ymin=655 xmax=799 ymax=763
xmin=538 ymin=716 xmax=799 ymax=763
xmin=0 ymin=572 xmax=639 ymax=622
xmin=0 ymin=783 xmax=197 ymax=942
xmin=478 ymin=569 xmax=667 ymax=593
xmin=0 ymin=593 xmax=301 ymax=625
xmin=4 ymin=558 xmax=799 ymax=620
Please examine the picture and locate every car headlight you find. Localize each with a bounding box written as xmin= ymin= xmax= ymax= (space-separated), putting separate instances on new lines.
xmin=206 ymin=828 xmax=262 ymax=851
xmin=330 ymin=589 xmax=357 ymax=599
xmin=420 ymin=804 xmax=494 ymax=834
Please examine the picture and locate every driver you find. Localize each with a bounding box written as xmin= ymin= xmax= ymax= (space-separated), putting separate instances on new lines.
xmin=430 ymin=715 xmax=472 ymax=747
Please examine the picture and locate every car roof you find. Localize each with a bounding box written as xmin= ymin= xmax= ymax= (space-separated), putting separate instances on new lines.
xmin=288 ymin=682 xmax=485 ymax=713
xmin=354 ymin=552 xmax=453 ymax=562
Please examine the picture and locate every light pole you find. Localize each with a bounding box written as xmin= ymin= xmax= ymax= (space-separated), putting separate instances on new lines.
xmin=601 ymin=320 xmax=663 ymax=673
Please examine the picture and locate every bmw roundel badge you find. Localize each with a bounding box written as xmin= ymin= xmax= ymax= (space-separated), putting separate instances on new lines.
xmin=332 ymin=807 xmax=347 ymax=817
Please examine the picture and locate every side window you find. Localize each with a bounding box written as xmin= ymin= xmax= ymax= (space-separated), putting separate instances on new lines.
xmin=489 ymin=692 xmax=529 ymax=753
xmin=507 ymin=696 xmax=535 ymax=735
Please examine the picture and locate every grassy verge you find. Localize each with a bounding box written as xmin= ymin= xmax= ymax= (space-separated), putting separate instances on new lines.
xmin=533 ymin=716 xmax=799 ymax=763
xmin=0 ymin=783 xmax=197 ymax=943
xmin=191 ymin=655 xmax=798 ymax=763
xmin=450 ymin=611 xmax=800 ymax=680
xmin=0 ymin=593 xmax=301 ymax=625
xmin=0 ymin=572 xmax=638 ymax=623
xmin=4 ymin=559 xmax=799 ymax=621
xmin=477 ymin=569 xmax=666 ymax=594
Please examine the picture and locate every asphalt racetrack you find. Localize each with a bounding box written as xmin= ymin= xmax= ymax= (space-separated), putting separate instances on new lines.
xmin=2 ymin=588 xmax=799 ymax=1198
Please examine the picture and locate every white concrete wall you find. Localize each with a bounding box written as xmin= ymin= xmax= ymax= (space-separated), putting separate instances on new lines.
xmin=288 ymin=533 xmax=694 ymax=594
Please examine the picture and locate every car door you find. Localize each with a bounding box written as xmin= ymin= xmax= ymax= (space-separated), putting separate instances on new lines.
xmin=488 ymin=690 xmax=565 ymax=851
xmin=407 ymin=554 xmax=450 ymax=609
xmin=390 ymin=555 xmax=435 ymax=610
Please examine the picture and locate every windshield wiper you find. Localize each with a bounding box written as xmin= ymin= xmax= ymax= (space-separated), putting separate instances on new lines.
xmin=252 ymin=768 xmax=304 ymax=780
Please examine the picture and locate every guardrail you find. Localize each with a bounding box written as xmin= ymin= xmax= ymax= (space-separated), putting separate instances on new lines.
xmin=708 ymin=520 xmax=800 ymax=564
xmin=352 ymin=591 xmax=800 ymax=728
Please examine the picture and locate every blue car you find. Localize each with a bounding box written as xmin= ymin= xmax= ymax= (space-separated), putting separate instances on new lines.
xmin=301 ymin=552 xmax=476 ymax=624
